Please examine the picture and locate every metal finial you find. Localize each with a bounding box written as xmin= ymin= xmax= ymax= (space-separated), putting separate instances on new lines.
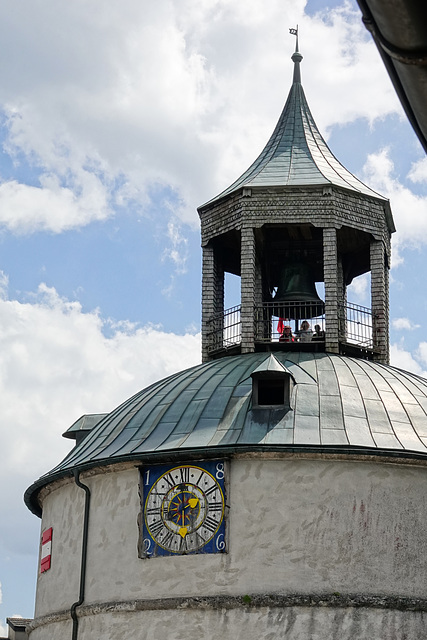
xmin=289 ymin=26 xmax=303 ymax=83
xmin=289 ymin=26 xmax=299 ymax=53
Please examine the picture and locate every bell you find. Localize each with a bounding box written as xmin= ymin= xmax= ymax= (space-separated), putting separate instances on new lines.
xmin=273 ymin=261 xmax=324 ymax=320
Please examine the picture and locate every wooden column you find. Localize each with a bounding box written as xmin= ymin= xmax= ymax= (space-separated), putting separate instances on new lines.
xmin=241 ymin=226 xmax=256 ymax=354
xmin=370 ymin=240 xmax=389 ymax=364
xmin=337 ymin=254 xmax=346 ymax=344
xmin=201 ymin=244 xmax=224 ymax=362
xmin=323 ymin=227 xmax=339 ymax=353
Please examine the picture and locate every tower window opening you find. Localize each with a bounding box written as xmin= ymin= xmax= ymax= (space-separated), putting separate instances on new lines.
xmin=224 ymin=272 xmax=241 ymax=309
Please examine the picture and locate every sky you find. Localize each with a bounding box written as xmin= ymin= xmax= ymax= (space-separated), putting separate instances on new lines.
xmin=0 ymin=0 xmax=427 ymax=629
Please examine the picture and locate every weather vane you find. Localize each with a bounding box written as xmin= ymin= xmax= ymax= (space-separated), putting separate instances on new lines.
xmin=289 ymin=25 xmax=299 ymax=52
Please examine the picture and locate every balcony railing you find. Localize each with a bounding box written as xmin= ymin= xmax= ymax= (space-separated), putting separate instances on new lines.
xmin=255 ymin=302 xmax=326 ymax=343
xmin=206 ymin=301 xmax=374 ymax=354
xmin=339 ymin=301 xmax=373 ymax=348
xmin=206 ymin=305 xmax=241 ymax=353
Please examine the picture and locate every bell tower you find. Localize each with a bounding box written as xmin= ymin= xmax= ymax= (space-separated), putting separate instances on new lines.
xmin=198 ymin=36 xmax=394 ymax=364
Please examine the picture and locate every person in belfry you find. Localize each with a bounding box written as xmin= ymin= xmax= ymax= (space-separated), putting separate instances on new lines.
xmin=296 ymin=320 xmax=312 ymax=342
xmin=312 ymin=324 xmax=325 ymax=341
xmin=279 ymin=325 xmax=294 ymax=342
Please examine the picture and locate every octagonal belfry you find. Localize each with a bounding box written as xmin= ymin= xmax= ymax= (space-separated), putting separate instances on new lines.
xmin=199 ymin=41 xmax=394 ymax=364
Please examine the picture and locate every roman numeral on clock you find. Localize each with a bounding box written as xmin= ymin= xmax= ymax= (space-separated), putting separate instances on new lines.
xmin=208 ymin=501 xmax=223 ymax=512
xmin=161 ymin=530 xmax=175 ymax=549
xmin=179 ymin=467 xmax=190 ymax=484
xmin=179 ymin=536 xmax=188 ymax=553
xmin=203 ymin=515 xmax=219 ymax=534
xmin=162 ymin=473 xmax=176 ymax=488
xmin=149 ymin=519 xmax=164 ymax=538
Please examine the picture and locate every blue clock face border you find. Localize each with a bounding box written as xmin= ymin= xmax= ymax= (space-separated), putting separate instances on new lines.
xmin=142 ymin=461 xmax=226 ymax=557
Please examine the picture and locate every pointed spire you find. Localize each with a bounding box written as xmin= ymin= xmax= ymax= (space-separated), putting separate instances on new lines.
xmin=201 ymin=34 xmax=389 ymax=208
xmin=290 ymin=26 xmax=303 ymax=84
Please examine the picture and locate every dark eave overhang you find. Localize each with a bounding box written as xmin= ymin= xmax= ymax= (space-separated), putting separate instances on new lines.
xmin=356 ymin=0 xmax=427 ymax=154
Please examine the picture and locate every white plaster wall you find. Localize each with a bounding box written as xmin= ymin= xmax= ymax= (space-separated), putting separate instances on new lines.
xmin=32 ymin=456 xmax=427 ymax=635
xmin=34 ymin=481 xmax=84 ymax=616
xmin=28 ymin=620 xmax=71 ymax=640
xmin=29 ymin=606 xmax=427 ymax=640
xmin=229 ymin=457 xmax=427 ymax=597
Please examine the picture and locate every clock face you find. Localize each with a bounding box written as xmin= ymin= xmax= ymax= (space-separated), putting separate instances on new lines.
xmin=142 ymin=461 xmax=226 ymax=557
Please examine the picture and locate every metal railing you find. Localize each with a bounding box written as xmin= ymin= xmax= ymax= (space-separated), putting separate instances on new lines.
xmin=255 ymin=302 xmax=325 ymax=342
xmin=205 ymin=301 xmax=374 ymax=353
xmin=206 ymin=305 xmax=241 ymax=353
xmin=339 ymin=301 xmax=373 ymax=348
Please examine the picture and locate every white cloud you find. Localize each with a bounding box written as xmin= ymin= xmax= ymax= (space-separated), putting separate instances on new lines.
xmin=0 ymin=0 xmax=401 ymax=234
xmin=415 ymin=343 xmax=427 ymax=370
xmin=408 ymin=157 xmax=427 ymax=184
xmin=0 ymin=173 xmax=110 ymax=234
xmin=0 ymin=584 xmax=6 ymax=638
xmin=362 ymin=149 xmax=427 ymax=263
xmin=161 ymin=219 xmax=190 ymax=296
xmin=301 ymin=4 xmax=401 ymax=132
xmin=347 ymin=273 xmax=369 ymax=303
xmin=0 ymin=281 xmax=200 ymax=557
xmin=0 ymin=271 xmax=8 ymax=300
xmin=162 ymin=219 xmax=189 ymax=276
xmin=390 ymin=342 xmax=427 ymax=377
xmin=392 ymin=317 xmax=420 ymax=331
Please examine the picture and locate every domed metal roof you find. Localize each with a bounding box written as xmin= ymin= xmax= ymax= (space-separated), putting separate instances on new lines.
xmin=25 ymin=352 xmax=427 ymax=514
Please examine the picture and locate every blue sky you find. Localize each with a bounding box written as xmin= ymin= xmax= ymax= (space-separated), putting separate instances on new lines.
xmin=0 ymin=0 xmax=427 ymax=629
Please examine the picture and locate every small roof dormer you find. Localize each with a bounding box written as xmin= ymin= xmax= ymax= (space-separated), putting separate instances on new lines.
xmin=251 ymin=354 xmax=294 ymax=408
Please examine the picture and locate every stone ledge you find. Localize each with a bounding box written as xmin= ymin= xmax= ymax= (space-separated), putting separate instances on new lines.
xmin=27 ymin=593 xmax=427 ymax=631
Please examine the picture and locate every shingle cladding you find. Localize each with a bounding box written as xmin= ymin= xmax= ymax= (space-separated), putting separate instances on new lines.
xmin=199 ymin=187 xmax=393 ymax=248
xmin=33 ymin=353 xmax=427 ymax=483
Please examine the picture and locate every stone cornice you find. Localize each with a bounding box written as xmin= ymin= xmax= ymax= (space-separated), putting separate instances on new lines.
xmin=27 ymin=592 xmax=427 ymax=632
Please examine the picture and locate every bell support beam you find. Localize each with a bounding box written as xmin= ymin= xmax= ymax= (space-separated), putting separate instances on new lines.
xmin=323 ymin=228 xmax=340 ymax=353
xmin=202 ymin=244 xmax=224 ymax=362
xmin=370 ymin=240 xmax=389 ymax=364
xmin=241 ymin=226 xmax=256 ymax=354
